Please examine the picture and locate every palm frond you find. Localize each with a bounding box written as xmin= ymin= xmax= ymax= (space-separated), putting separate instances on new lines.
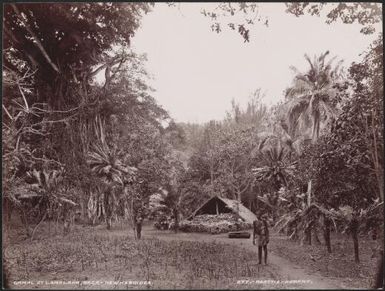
xmin=289 ymin=65 xmax=301 ymax=75
xmin=274 ymin=213 xmax=293 ymax=233
xmin=258 ymin=136 xmax=269 ymax=151
xmin=26 ymin=168 xmax=63 ymax=191
xmin=324 ymin=55 xmax=337 ymax=71
xmin=286 ymin=94 xmax=310 ymax=135
xmin=58 ymin=197 xmax=77 ymax=206
xmin=252 ymin=166 xmax=269 ymax=180
xmin=318 ymin=50 xmax=330 ymax=70
xmin=265 ymin=148 xmax=274 ymax=163
xmin=319 ymin=100 xmax=338 ymax=120
xmin=277 ymin=144 xmax=285 ymax=161
xmin=87 ymin=140 xmax=136 ymax=185
xmin=304 ymin=53 xmax=314 ymax=73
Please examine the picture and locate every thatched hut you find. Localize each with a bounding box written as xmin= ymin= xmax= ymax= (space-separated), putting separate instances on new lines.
xmin=187 ymin=195 xmax=257 ymax=224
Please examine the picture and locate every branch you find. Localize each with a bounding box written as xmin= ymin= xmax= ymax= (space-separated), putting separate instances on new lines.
xmin=3 ymin=26 xmax=41 ymax=69
xmin=11 ymin=4 xmax=60 ymax=73
xmin=3 ymin=64 xmax=37 ymax=87
xmin=90 ymin=56 xmax=125 ymax=81
xmin=109 ymin=57 xmax=126 ymax=81
xmin=2 ymin=105 xmax=13 ymax=120
xmin=2 ymin=123 xmax=11 ymax=131
xmin=21 ymin=127 xmax=49 ymax=136
xmin=18 ymin=84 xmax=29 ymax=110
xmin=30 ymin=112 xmax=79 ymax=127
xmin=30 ymin=104 xmax=79 ymax=114
xmin=240 ymin=176 xmax=253 ymax=194
xmin=89 ymin=64 xmax=107 ymax=78
xmin=25 ymin=155 xmax=63 ymax=167
xmin=104 ymin=57 xmax=126 ymax=88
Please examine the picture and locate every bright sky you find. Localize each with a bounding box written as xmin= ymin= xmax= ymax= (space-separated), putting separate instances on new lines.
xmin=131 ymin=3 xmax=382 ymax=124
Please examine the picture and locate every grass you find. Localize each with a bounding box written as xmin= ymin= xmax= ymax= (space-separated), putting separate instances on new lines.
xmin=269 ymin=232 xmax=383 ymax=289
xmin=4 ymin=218 xmax=382 ymax=289
xmin=4 ymin=223 xmax=275 ymax=289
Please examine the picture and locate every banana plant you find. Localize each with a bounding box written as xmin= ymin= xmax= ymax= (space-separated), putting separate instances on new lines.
xmin=26 ymin=168 xmax=77 ymax=206
xmin=24 ymin=167 xmax=77 ymax=238
xmin=329 ymin=201 xmax=383 ymax=263
xmin=274 ymin=192 xmax=339 ymax=253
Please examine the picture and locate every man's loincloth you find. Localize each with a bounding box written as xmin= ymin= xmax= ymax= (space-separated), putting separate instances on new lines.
xmin=255 ymin=234 xmax=269 ymax=247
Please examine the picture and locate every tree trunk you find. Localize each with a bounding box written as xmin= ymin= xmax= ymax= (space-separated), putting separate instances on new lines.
xmin=291 ymin=225 xmax=299 ymax=241
xmin=305 ymin=228 xmax=311 ymax=245
xmin=351 ymin=219 xmax=360 ymax=263
xmin=106 ymin=217 xmax=112 ymax=230
xmin=31 ymin=211 xmax=47 ymax=241
xmin=305 ymin=221 xmax=313 ymax=245
xmin=5 ymin=198 xmax=12 ymax=231
xmin=286 ymin=222 xmax=292 ymax=236
xmin=63 ymin=204 xmax=73 ymax=235
xmin=352 ymin=231 xmax=360 ymax=263
xmin=104 ymin=191 xmax=112 ymax=230
xmin=80 ymin=195 xmax=87 ymax=224
xmin=313 ymin=227 xmax=322 ymax=245
xmin=210 ymin=163 xmax=214 ymax=192
xmin=307 ymin=180 xmax=312 ymax=206
xmin=369 ymin=109 xmax=383 ymax=203
xmin=311 ymin=111 xmax=321 ymax=143
xmin=236 ymin=190 xmax=241 ymax=216
xmin=373 ymin=250 xmax=384 ymax=288
xmin=173 ymin=209 xmax=179 ymax=233
xmin=131 ymin=195 xmax=137 ymax=239
xmin=19 ymin=208 xmax=31 ymax=237
xmin=323 ymin=216 xmax=332 ymax=253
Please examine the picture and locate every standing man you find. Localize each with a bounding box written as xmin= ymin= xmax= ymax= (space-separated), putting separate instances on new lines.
xmin=135 ymin=214 xmax=143 ymax=239
xmin=253 ymin=214 xmax=270 ymax=264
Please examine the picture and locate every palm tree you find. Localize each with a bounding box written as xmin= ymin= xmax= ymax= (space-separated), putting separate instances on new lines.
xmin=283 ymin=52 xmax=343 ymax=223
xmin=253 ymin=137 xmax=297 ymax=189
xmin=252 ymin=137 xmax=297 ymax=222
xmin=285 ymin=51 xmax=343 ymax=143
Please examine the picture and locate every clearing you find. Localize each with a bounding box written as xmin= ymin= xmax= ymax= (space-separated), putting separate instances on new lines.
xmin=3 ymin=221 xmax=380 ymax=289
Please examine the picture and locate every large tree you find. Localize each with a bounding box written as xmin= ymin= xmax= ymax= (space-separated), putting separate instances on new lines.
xmin=2 ymin=4 xmax=180 ymax=234
xmin=3 ymin=3 xmax=152 ymax=173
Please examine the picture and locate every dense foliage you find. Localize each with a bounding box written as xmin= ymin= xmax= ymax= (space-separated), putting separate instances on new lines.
xmin=2 ymin=3 xmax=178 ymax=235
xmin=2 ymin=4 xmax=383 ymax=272
xmin=285 ymin=3 xmax=382 ymax=35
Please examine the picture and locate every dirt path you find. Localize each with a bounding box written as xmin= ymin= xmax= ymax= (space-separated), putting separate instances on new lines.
xmin=143 ymin=227 xmax=344 ymax=289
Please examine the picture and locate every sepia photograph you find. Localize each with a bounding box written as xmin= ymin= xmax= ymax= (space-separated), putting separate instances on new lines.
xmin=2 ymin=2 xmax=384 ymax=290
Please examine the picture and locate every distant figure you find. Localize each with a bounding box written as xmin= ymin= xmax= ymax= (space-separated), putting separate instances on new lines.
xmin=135 ymin=215 xmax=143 ymax=239
xmin=253 ymin=214 xmax=269 ymax=264
xmin=235 ymin=217 xmax=242 ymax=231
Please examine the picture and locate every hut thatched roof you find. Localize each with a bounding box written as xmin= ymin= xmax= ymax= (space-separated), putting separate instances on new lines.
xmin=188 ymin=195 xmax=257 ymax=224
